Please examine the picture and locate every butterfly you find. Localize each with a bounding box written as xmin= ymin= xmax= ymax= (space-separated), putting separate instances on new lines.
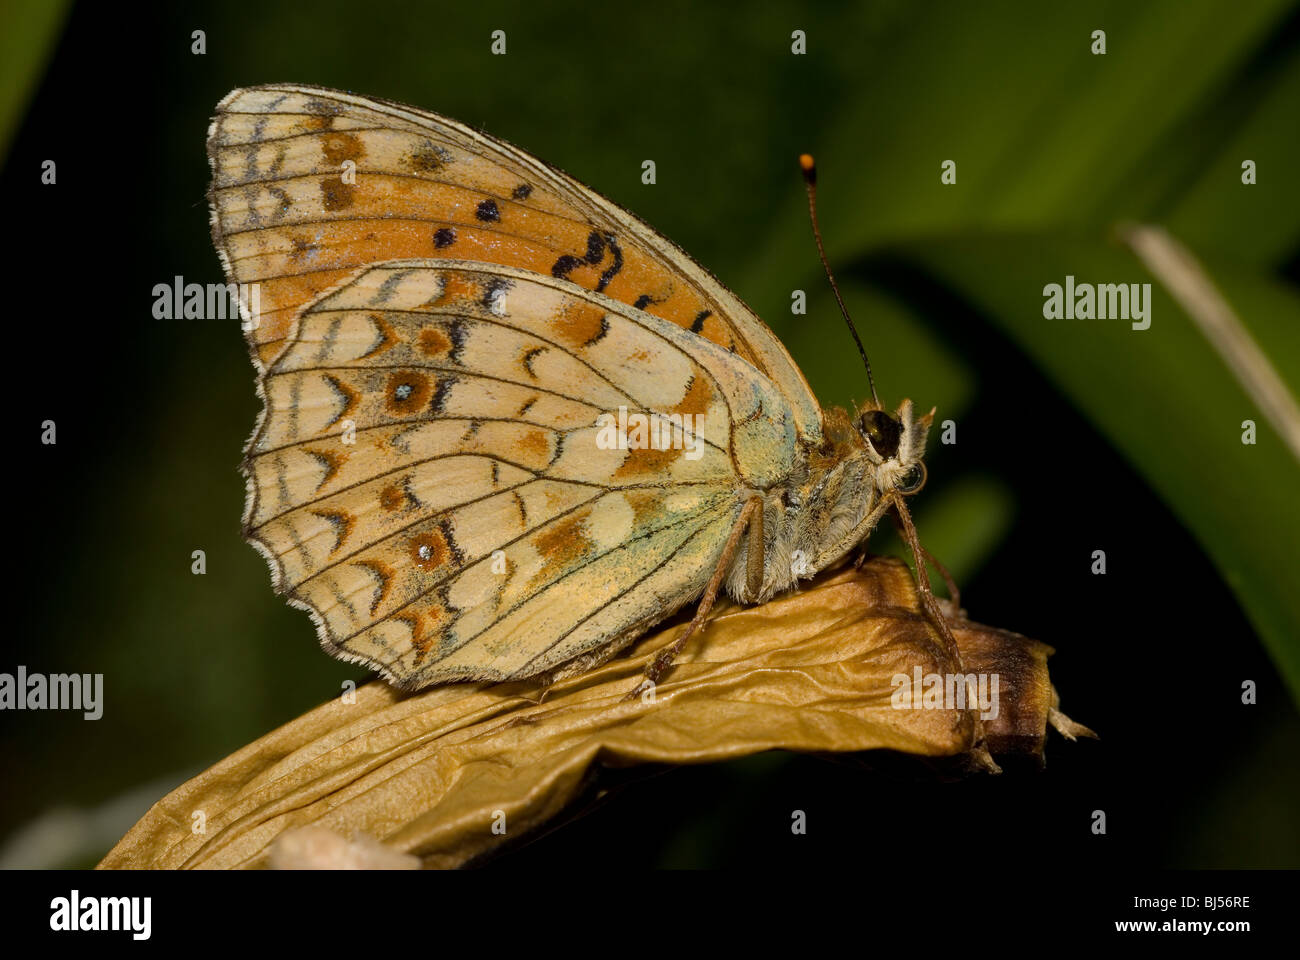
xmin=207 ymin=84 xmax=959 ymax=698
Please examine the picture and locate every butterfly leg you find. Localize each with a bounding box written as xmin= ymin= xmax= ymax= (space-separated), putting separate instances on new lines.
xmin=919 ymin=543 xmax=962 ymax=614
xmin=888 ymin=511 xmax=962 ymax=613
xmin=623 ymin=496 xmax=764 ymax=702
xmin=889 ymin=494 xmax=998 ymax=772
xmin=528 ymin=670 xmax=557 ymax=705
xmin=850 ymin=495 xmax=896 ymax=569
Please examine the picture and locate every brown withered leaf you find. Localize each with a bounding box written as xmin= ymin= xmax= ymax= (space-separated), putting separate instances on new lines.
xmin=98 ymin=557 xmax=1089 ymax=870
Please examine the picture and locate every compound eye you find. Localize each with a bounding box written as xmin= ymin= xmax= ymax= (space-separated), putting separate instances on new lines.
xmin=896 ymin=462 xmax=927 ymax=495
xmin=859 ymin=410 xmax=901 ymax=458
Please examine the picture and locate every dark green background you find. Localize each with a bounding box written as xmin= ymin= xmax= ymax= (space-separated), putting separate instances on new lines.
xmin=1 ymin=0 xmax=1297 ymax=869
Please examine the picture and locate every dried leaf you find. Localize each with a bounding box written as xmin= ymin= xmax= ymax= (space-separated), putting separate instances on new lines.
xmin=267 ymin=825 xmax=420 ymax=870
xmin=99 ymin=557 xmax=1084 ymax=869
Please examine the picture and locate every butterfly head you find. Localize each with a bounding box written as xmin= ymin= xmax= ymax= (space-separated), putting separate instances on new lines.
xmin=856 ymin=398 xmax=933 ymax=496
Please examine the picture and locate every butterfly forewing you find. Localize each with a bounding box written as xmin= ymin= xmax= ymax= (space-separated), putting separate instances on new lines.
xmin=208 ymin=84 xmax=822 ymax=443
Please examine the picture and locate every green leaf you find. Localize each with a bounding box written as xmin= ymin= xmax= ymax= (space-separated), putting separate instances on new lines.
xmin=741 ymin=0 xmax=1297 ymax=293
xmin=892 ymin=232 xmax=1300 ymax=699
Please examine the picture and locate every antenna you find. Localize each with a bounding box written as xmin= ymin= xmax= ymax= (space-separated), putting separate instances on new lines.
xmin=800 ymin=154 xmax=880 ymax=408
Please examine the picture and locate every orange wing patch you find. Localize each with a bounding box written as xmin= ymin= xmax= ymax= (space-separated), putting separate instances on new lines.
xmin=378 ymin=481 xmax=407 ymax=512
xmin=207 ymin=84 xmax=815 ymax=420
xmin=552 ymin=299 xmax=609 ymax=350
xmin=417 ymin=326 xmax=453 ymax=357
xmin=672 ymin=376 xmax=713 ymax=416
xmin=613 ymin=446 xmax=683 ymax=480
xmin=529 ymin=509 xmax=594 ymax=590
xmin=384 ymin=371 xmax=434 ymax=416
xmin=410 ymin=524 xmax=456 ymax=573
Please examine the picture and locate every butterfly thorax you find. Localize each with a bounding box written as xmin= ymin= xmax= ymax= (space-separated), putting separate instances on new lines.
xmin=727 ymin=400 xmax=931 ymax=604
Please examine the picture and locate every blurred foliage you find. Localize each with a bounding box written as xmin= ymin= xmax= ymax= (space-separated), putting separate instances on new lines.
xmin=0 ymin=0 xmax=69 ymax=156
xmin=1 ymin=0 xmax=1298 ymax=868
xmin=735 ymin=0 xmax=1300 ymax=697
xmin=904 ymin=236 xmax=1300 ymax=697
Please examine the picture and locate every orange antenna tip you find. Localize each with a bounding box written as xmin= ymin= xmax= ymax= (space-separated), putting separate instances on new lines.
xmin=799 ymin=153 xmax=879 ymax=407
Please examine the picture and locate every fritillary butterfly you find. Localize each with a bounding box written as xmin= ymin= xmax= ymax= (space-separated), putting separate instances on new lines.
xmin=207 ymin=85 xmax=950 ymax=693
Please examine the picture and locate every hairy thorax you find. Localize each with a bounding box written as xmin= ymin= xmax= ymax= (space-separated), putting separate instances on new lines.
xmin=726 ymin=407 xmax=879 ymax=603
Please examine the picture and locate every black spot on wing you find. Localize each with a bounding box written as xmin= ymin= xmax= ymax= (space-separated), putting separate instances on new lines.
xmin=551 ymin=254 xmax=583 ymax=280
xmin=402 ymin=473 xmax=425 ymax=509
xmin=550 ymin=231 xmax=623 ymax=291
xmin=447 ymin=319 xmax=468 ymax=364
xmin=267 ymin=186 xmax=291 ymax=222
xmin=374 ymin=269 xmax=413 ymax=305
xmin=475 ymin=198 xmax=501 ymax=222
xmin=411 ymin=141 xmax=453 ymax=172
xmin=521 ymin=347 xmax=545 ymax=378
xmin=511 ymin=183 xmax=533 ymax=200
xmin=430 ymin=375 xmax=456 ymax=414
xmin=433 ymin=227 xmax=456 ymax=248
xmin=596 ymin=234 xmax=623 ymax=292
xmin=312 ymin=510 xmax=352 ymax=555
xmin=583 ymin=314 xmax=610 ymax=347
xmin=690 ymin=310 xmax=712 ymax=334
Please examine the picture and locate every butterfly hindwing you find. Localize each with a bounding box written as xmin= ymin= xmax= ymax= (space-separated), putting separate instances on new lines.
xmin=242 ymin=261 xmax=800 ymax=685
